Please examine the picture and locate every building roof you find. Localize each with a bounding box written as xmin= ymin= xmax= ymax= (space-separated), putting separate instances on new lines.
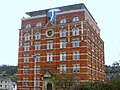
xmin=0 ymin=78 xmax=11 ymax=82
xmin=26 ymin=3 xmax=96 ymax=22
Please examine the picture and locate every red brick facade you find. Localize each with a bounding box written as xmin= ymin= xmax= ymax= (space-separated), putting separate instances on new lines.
xmin=17 ymin=3 xmax=106 ymax=90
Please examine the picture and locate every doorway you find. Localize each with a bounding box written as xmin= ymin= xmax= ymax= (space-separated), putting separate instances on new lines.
xmin=47 ymin=83 xmax=52 ymax=90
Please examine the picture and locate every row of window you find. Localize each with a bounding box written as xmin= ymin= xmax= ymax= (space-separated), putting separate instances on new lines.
xmin=24 ymin=52 xmax=80 ymax=63
xmin=25 ymin=16 xmax=80 ymax=28
xmin=0 ymin=85 xmax=10 ymax=89
xmin=22 ymin=79 xmax=39 ymax=87
xmin=23 ymin=39 xmax=80 ymax=51
xmin=0 ymin=81 xmax=10 ymax=83
xmin=23 ymin=64 xmax=80 ymax=75
xmin=23 ymin=27 xmax=80 ymax=41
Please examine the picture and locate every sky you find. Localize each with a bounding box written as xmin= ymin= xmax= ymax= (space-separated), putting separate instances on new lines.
xmin=0 ymin=0 xmax=120 ymax=66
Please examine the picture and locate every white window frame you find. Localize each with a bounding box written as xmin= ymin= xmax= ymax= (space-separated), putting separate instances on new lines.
xmin=23 ymin=79 xmax=29 ymax=87
xmin=72 ymin=28 xmax=79 ymax=36
xmin=24 ymin=43 xmax=30 ymax=51
xmin=37 ymin=80 xmax=40 ymax=86
xmin=72 ymin=39 xmax=79 ymax=47
xmin=35 ymin=32 xmax=41 ymax=40
xmin=60 ymin=40 xmax=66 ymax=48
xmin=24 ymin=55 xmax=29 ymax=63
xmin=23 ymin=67 xmax=29 ymax=74
xmin=47 ymin=53 xmax=53 ymax=61
xmin=25 ymin=23 xmax=31 ymax=28
xmin=73 ymin=51 xmax=80 ymax=60
xmin=47 ymin=41 xmax=53 ymax=49
xmin=60 ymin=64 xmax=66 ymax=73
xmin=60 ymin=29 xmax=66 ymax=37
xmin=72 ymin=16 xmax=79 ymax=22
xmin=60 ymin=18 xmax=66 ymax=24
xmin=36 ymin=22 xmax=42 ymax=27
xmin=73 ymin=64 xmax=80 ymax=73
xmin=35 ymin=42 xmax=40 ymax=50
xmin=60 ymin=53 xmax=66 ymax=61
xmin=36 ymin=67 xmax=40 ymax=74
xmin=36 ymin=55 xmax=40 ymax=62
xmin=24 ymin=33 xmax=30 ymax=41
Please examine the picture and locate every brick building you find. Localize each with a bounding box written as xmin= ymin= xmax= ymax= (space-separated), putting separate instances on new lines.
xmin=17 ymin=3 xmax=106 ymax=90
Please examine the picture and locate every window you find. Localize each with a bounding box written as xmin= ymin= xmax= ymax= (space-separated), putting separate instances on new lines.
xmin=47 ymin=53 xmax=53 ymax=61
xmin=47 ymin=10 xmax=57 ymax=24
xmin=60 ymin=18 xmax=66 ymax=24
xmin=5 ymin=85 xmax=7 ymax=88
xmin=72 ymin=39 xmax=79 ymax=47
xmin=60 ymin=65 xmax=66 ymax=73
xmin=23 ymin=67 xmax=29 ymax=74
xmin=91 ymin=33 xmax=94 ymax=42
xmin=60 ymin=40 xmax=66 ymax=48
xmin=20 ymin=42 xmax=22 ymax=46
xmin=24 ymin=55 xmax=29 ymax=63
xmin=25 ymin=23 xmax=31 ymax=28
xmin=60 ymin=29 xmax=66 ymax=37
xmin=60 ymin=53 xmax=66 ymax=61
xmin=24 ymin=33 xmax=30 ymax=41
xmin=24 ymin=43 xmax=30 ymax=51
xmin=36 ymin=22 xmax=42 ymax=27
xmin=38 ymin=80 xmax=40 ymax=86
xmin=73 ymin=52 xmax=80 ymax=60
xmin=35 ymin=32 xmax=41 ymax=40
xmin=36 ymin=68 xmax=40 ymax=74
xmin=73 ymin=64 xmax=80 ymax=73
xmin=36 ymin=55 xmax=40 ymax=62
xmin=72 ymin=16 xmax=79 ymax=22
xmin=88 ymin=29 xmax=90 ymax=37
xmin=35 ymin=42 xmax=40 ymax=50
xmin=47 ymin=41 xmax=53 ymax=49
xmin=23 ymin=79 xmax=28 ymax=87
xmin=72 ymin=28 xmax=79 ymax=36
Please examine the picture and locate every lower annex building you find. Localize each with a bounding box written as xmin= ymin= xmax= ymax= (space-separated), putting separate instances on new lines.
xmin=17 ymin=3 xmax=106 ymax=90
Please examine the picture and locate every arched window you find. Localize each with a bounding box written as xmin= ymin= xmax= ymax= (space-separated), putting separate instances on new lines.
xmin=60 ymin=29 xmax=66 ymax=37
xmin=60 ymin=18 xmax=66 ymax=24
xmin=25 ymin=23 xmax=31 ymax=28
xmin=72 ymin=28 xmax=79 ymax=36
xmin=36 ymin=22 xmax=42 ymax=27
xmin=72 ymin=16 xmax=79 ymax=22
xmin=35 ymin=32 xmax=41 ymax=40
xmin=24 ymin=33 xmax=30 ymax=41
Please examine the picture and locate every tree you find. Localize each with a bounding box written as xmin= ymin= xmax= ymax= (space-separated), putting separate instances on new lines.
xmin=108 ymin=76 xmax=120 ymax=90
xmin=51 ymin=74 xmax=76 ymax=90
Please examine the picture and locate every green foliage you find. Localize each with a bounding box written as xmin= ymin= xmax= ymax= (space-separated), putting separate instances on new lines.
xmin=71 ymin=77 xmax=120 ymax=90
xmin=108 ymin=76 xmax=120 ymax=90
xmin=51 ymin=74 xmax=76 ymax=90
xmin=0 ymin=65 xmax=17 ymax=83
xmin=0 ymin=65 xmax=17 ymax=75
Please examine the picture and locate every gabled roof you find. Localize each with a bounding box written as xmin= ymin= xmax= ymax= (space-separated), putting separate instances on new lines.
xmin=0 ymin=78 xmax=11 ymax=82
xmin=45 ymin=21 xmax=55 ymax=27
xmin=43 ymin=70 xmax=53 ymax=78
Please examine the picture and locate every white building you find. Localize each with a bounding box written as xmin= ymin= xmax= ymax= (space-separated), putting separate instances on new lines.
xmin=0 ymin=78 xmax=17 ymax=90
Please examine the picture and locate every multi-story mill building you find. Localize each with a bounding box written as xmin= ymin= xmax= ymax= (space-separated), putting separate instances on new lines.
xmin=17 ymin=3 xmax=106 ymax=90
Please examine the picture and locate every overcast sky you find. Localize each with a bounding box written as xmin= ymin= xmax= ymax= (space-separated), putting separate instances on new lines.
xmin=0 ymin=0 xmax=120 ymax=66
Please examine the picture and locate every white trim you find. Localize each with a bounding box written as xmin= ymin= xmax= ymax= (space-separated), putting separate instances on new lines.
xmin=57 ymin=9 xmax=85 ymax=15
xmin=21 ymin=14 xmax=46 ymax=20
